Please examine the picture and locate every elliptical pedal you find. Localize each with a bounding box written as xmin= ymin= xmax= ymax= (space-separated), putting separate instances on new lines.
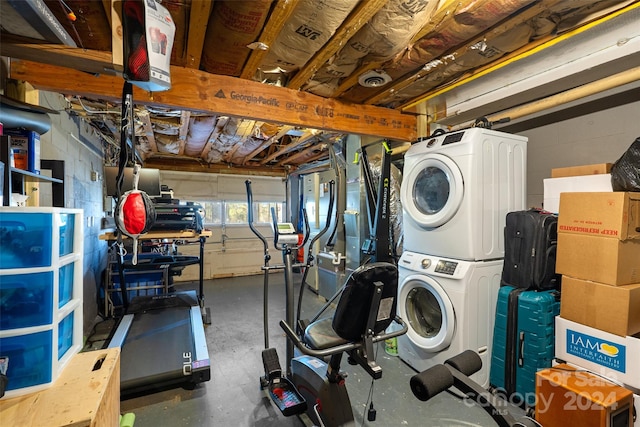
xmin=261 ymin=348 xmax=307 ymax=416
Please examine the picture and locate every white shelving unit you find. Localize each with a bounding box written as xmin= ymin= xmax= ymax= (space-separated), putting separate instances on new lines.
xmin=0 ymin=207 xmax=83 ymax=397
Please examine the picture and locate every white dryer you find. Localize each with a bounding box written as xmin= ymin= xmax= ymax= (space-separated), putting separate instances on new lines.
xmin=401 ymin=127 xmax=527 ymax=261
xmin=397 ymin=250 xmax=501 ymax=388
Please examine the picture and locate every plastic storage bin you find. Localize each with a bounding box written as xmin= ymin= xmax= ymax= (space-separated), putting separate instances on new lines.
xmin=0 ymin=212 xmax=53 ymax=268
xmin=108 ymin=269 xmax=167 ymax=307
xmin=0 ymin=330 xmax=53 ymax=391
xmin=0 ymin=271 xmax=54 ymax=330
xmin=0 ymin=207 xmax=83 ymax=397
xmin=58 ymin=262 xmax=74 ymax=308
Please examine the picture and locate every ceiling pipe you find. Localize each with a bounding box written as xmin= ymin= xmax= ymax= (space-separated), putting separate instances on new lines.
xmin=0 ymin=95 xmax=55 ymax=134
xmin=450 ymin=65 xmax=640 ymax=131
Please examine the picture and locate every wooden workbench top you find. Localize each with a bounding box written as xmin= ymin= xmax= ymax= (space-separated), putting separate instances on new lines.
xmin=99 ymin=229 xmax=213 ymax=240
xmin=0 ymin=348 xmax=120 ymax=427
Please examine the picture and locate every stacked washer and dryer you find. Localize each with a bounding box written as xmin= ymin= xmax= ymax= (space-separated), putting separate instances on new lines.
xmin=397 ymin=128 xmax=527 ymax=387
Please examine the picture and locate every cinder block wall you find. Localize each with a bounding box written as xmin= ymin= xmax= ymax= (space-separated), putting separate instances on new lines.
xmin=522 ymin=100 xmax=640 ymax=209
xmin=38 ymin=91 xmax=108 ymax=336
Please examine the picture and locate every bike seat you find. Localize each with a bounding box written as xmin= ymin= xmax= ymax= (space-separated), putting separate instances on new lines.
xmin=302 ymin=262 xmax=398 ymax=353
xmin=303 ymin=317 xmax=348 ymax=350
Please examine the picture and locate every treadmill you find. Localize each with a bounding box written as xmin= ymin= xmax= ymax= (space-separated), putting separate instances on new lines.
xmin=108 ymin=290 xmax=210 ymax=396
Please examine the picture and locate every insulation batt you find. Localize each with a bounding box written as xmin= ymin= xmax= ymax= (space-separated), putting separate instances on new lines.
xmin=259 ymin=0 xmax=359 ymax=74
xmin=378 ymin=0 xmax=632 ymax=107
xmin=306 ymin=0 xmax=439 ymax=97
xmin=342 ymin=0 xmax=535 ymax=103
xmin=184 ymin=116 xmax=217 ymax=157
xmin=201 ymin=0 xmax=272 ymax=76
xmin=381 ymin=20 xmax=538 ymax=106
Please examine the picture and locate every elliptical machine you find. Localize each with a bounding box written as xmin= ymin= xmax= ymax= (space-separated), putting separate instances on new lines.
xmin=246 ymin=179 xmax=407 ymax=426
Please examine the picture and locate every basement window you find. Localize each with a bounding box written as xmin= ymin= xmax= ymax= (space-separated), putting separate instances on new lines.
xmin=191 ymin=200 xmax=284 ymax=226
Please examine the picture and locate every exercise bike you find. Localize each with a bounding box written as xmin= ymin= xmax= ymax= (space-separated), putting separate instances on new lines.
xmin=410 ymin=350 xmax=542 ymax=427
xmin=245 ymin=179 xmax=408 ymax=427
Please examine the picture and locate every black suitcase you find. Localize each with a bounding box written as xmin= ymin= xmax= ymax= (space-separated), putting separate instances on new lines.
xmin=501 ymin=209 xmax=561 ymax=291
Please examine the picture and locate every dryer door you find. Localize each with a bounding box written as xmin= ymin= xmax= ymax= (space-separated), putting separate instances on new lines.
xmin=399 ymin=274 xmax=455 ymax=352
xmin=401 ymin=153 xmax=464 ymax=228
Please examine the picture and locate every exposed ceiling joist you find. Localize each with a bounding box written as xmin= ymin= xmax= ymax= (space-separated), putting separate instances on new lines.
xmin=242 ymin=125 xmax=294 ymax=165
xmin=184 ymin=1 xmax=214 ymax=69
xmin=260 ymin=130 xmax=318 ymax=165
xmin=240 ymin=0 xmax=299 ymax=80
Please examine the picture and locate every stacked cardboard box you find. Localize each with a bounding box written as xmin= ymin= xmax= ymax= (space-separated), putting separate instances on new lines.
xmin=554 ymin=191 xmax=640 ymax=393
xmin=543 ymin=163 xmax=613 ymax=213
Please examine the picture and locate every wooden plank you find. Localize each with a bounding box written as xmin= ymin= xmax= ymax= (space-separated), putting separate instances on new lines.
xmin=185 ymin=1 xmax=214 ymax=69
xmin=240 ymin=0 xmax=298 ymax=80
xmin=201 ymin=116 xmax=226 ymax=159
xmin=0 ymin=33 xmax=115 ymax=76
xmin=178 ymin=110 xmax=191 ymax=155
xmin=260 ymin=130 xmax=318 ymax=165
xmin=278 ymin=142 xmax=327 ymax=166
xmin=142 ymin=156 xmax=287 ymax=177
xmin=242 ymin=124 xmax=294 ymax=165
xmin=0 ymin=349 xmax=120 ymax=427
xmin=286 ymin=0 xmax=389 ymax=90
xmin=9 ymin=59 xmax=417 ymax=141
xmin=100 ymin=230 xmax=213 ymax=240
xmin=139 ymin=109 xmax=158 ymax=152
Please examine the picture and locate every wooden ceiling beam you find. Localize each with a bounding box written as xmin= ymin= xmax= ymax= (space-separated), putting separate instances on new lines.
xmin=185 ymin=1 xmax=214 ymax=69
xmin=200 ymin=116 xmax=227 ymax=160
xmin=286 ymin=0 xmax=388 ymax=90
xmin=1 ymin=33 xmax=115 ymax=76
xmin=278 ymin=143 xmax=327 ymax=166
xmin=9 ymin=59 xmax=417 ymax=141
xmin=138 ymin=109 xmax=158 ymax=153
xmin=240 ymin=0 xmax=298 ymax=80
xmin=177 ymin=111 xmax=191 ymax=155
xmin=242 ymin=125 xmax=294 ymax=165
xmin=260 ymin=130 xmax=318 ymax=165
xmin=142 ymin=156 xmax=287 ymax=177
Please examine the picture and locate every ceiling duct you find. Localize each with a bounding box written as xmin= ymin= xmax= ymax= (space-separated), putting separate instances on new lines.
xmin=358 ymin=70 xmax=392 ymax=88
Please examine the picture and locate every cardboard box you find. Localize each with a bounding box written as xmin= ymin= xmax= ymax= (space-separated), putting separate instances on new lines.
xmin=551 ymin=163 xmax=613 ymax=178
xmin=556 ymin=233 xmax=640 ymax=286
xmin=543 ymin=174 xmax=612 ymax=213
xmin=558 ymin=192 xmax=640 ymax=241
xmin=560 ymin=276 xmax=640 ymax=336
xmin=535 ymin=364 xmax=633 ymax=427
xmin=555 ymin=316 xmax=640 ymax=390
xmin=5 ymin=130 xmax=40 ymax=174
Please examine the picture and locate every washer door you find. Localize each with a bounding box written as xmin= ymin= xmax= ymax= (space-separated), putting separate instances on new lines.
xmin=399 ymin=274 xmax=455 ymax=352
xmin=401 ymin=153 xmax=464 ymax=228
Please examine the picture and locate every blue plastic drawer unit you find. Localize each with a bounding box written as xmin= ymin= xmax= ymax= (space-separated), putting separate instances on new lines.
xmin=0 ymin=207 xmax=84 ymax=397
xmin=58 ymin=262 xmax=75 ymax=308
xmin=0 ymin=213 xmax=53 ymax=268
xmin=0 ymin=330 xmax=53 ymax=392
xmin=0 ymin=271 xmax=54 ymax=330
xmin=58 ymin=311 xmax=75 ymax=360
xmin=58 ymin=213 xmax=76 ymax=257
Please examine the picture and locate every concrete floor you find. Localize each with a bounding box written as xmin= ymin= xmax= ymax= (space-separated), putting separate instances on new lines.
xmin=97 ymin=273 xmax=507 ymax=426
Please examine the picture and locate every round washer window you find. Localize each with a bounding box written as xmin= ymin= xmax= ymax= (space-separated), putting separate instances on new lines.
xmin=412 ymin=166 xmax=450 ymax=215
xmin=406 ymin=286 xmax=443 ymax=339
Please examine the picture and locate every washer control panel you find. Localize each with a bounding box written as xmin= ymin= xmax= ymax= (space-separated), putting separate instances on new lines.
xmin=434 ymin=260 xmax=458 ymax=275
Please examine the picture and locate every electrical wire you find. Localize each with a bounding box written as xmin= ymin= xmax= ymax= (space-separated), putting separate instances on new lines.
xmin=361 ymin=343 xmax=379 ymax=426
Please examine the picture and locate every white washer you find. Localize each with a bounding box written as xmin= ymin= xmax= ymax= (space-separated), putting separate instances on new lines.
xmin=401 ymin=127 xmax=527 ymax=261
xmin=397 ymin=250 xmax=501 ymax=388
